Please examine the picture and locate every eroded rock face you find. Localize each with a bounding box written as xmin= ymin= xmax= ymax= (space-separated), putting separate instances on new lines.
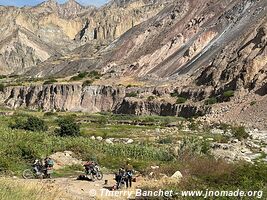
xmin=0 ymin=0 xmax=169 ymax=74
xmin=1 ymin=84 xmax=125 ymax=112
xmin=114 ymin=98 xmax=208 ymax=117
xmin=0 ymin=84 xmax=207 ymax=117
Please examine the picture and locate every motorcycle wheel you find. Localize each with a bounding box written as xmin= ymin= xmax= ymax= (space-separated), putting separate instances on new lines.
xmin=22 ymin=169 xmax=35 ymax=179
xmin=96 ymin=171 xmax=103 ymax=180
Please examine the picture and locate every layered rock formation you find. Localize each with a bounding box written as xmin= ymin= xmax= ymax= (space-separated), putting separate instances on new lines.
xmin=0 ymin=84 xmax=207 ymax=117
xmin=0 ymin=0 xmax=169 ymax=74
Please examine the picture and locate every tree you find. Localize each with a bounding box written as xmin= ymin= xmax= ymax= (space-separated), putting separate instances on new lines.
xmin=56 ymin=116 xmax=81 ymax=137
xmin=10 ymin=115 xmax=48 ymax=132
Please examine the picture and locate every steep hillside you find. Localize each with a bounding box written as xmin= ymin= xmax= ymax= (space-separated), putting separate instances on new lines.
xmin=28 ymin=0 xmax=266 ymax=94
xmin=0 ymin=0 xmax=169 ymax=74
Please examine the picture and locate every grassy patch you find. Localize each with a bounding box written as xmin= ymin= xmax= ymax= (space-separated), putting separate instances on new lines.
xmin=0 ymin=179 xmax=61 ymax=200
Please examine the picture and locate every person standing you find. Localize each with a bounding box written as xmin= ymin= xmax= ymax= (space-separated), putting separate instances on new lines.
xmin=124 ymin=161 xmax=134 ymax=188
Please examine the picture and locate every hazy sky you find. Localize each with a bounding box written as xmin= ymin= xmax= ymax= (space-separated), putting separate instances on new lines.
xmin=0 ymin=0 xmax=108 ymax=7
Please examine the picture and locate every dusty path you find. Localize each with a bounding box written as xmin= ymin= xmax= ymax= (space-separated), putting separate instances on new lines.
xmin=19 ymin=174 xmax=141 ymax=200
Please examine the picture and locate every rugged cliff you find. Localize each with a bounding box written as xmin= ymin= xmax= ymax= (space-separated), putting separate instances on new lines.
xmin=0 ymin=0 xmax=169 ymax=75
xmin=0 ymin=84 xmax=207 ymax=117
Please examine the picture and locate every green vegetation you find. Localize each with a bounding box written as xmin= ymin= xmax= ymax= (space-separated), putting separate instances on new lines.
xmin=0 ymin=109 xmax=265 ymax=199
xmin=82 ymin=80 xmax=93 ymax=87
xmin=70 ymin=71 xmax=102 ymax=81
xmin=43 ymin=112 xmax=58 ymax=117
xmin=157 ymin=136 xmax=173 ymax=144
xmin=205 ymin=97 xmax=218 ymax=105
xmin=70 ymin=72 xmax=88 ymax=81
xmin=147 ymin=96 xmax=155 ymax=101
xmin=250 ymin=101 xmax=257 ymax=106
xmin=88 ymin=70 xmax=101 ymax=79
xmin=9 ymin=115 xmax=48 ymax=132
xmin=232 ymin=126 xmax=249 ymax=140
xmin=0 ymin=179 xmax=59 ymax=200
xmin=143 ymin=157 xmax=267 ymax=200
xmin=0 ymin=83 xmax=4 ymax=92
xmin=0 ymin=75 xmax=7 ymax=79
xmin=176 ymin=97 xmax=187 ymax=104
xmin=223 ymin=90 xmax=235 ymax=98
xmin=126 ymin=91 xmax=138 ymax=97
xmin=55 ymin=116 xmax=81 ymax=137
xmin=43 ymin=79 xmax=58 ymax=85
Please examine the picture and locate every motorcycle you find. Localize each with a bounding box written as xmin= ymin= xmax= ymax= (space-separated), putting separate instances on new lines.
xmin=22 ymin=165 xmax=53 ymax=179
xmin=84 ymin=163 xmax=103 ymax=181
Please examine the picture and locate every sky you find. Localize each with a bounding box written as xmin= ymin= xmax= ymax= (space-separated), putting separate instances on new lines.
xmin=0 ymin=0 xmax=108 ymax=7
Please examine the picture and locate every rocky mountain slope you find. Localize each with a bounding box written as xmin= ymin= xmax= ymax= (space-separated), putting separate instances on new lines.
xmin=0 ymin=0 xmax=169 ymax=74
xmin=27 ymin=0 xmax=266 ymax=94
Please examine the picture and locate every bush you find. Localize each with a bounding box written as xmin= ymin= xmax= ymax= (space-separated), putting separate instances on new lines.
xmin=0 ymin=83 xmax=4 ymax=92
xmin=147 ymin=96 xmax=155 ymax=101
xmin=56 ymin=116 xmax=81 ymax=137
xmin=250 ymin=101 xmax=257 ymax=106
xmin=43 ymin=79 xmax=57 ymax=85
xmin=176 ymin=97 xmax=187 ymax=104
xmin=126 ymin=92 xmax=138 ymax=97
xmin=223 ymin=90 xmax=235 ymax=98
xmin=10 ymin=116 xmax=48 ymax=132
xmin=82 ymin=80 xmax=93 ymax=87
xmin=43 ymin=112 xmax=58 ymax=117
xmin=170 ymin=91 xmax=179 ymax=97
xmin=157 ymin=136 xmax=173 ymax=144
xmin=232 ymin=126 xmax=249 ymax=140
xmin=0 ymin=75 xmax=7 ymax=79
xmin=205 ymin=97 xmax=217 ymax=105
xmin=70 ymin=72 xmax=88 ymax=81
xmin=25 ymin=116 xmax=48 ymax=132
xmin=88 ymin=71 xmax=101 ymax=79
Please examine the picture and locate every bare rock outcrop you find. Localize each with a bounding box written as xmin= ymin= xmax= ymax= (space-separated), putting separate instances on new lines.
xmin=0 ymin=84 xmax=208 ymax=118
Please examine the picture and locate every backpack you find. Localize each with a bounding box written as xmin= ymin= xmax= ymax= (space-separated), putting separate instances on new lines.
xmin=47 ymin=159 xmax=54 ymax=167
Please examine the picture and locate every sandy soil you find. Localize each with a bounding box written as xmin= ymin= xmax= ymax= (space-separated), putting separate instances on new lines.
xmin=18 ymin=174 xmax=142 ymax=200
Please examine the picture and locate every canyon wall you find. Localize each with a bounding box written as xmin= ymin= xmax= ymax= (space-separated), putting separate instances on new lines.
xmin=0 ymin=84 xmax=208 ymax=117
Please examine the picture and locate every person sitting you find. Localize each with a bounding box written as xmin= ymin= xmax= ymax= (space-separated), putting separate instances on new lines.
xmin=33 ymin=159 xmax=42 ymax=175
xmin=84 ymin=161 xmax=96 ymax=175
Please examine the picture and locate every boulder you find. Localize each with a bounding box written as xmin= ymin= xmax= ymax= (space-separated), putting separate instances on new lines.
xmin=105 ymin=138 xmax=113 ymax=144
xmin=49 ymin=151 xmax=83 ymax=170
xmin=171 ymin=171 xmax=183 ymax=181
xmin=126 ymin=139 xmax=134 ymax=144
xmin=90 ymin=136 xmax=96 ymax=140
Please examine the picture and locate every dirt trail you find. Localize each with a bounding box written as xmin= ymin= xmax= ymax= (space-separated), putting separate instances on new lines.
xmin=19 ymin=174 xmax=141 ymax=200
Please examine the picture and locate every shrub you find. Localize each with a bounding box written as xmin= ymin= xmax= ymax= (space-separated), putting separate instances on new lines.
xmin=88 ymin=70 xmax=101 ymax=79
xmin=147 ymin=96 xmax=155 ymax=101
xmin=223 ymin=90 xmax=235 ymax=98
xmin=43 ymin=79 xmax=57 ymax=85
xmin=43 ymin=112 xmax=58 ymax=117
xmin=250 ymin=101 xmax=257 ymax=106
xmin=56 ymin=116 xmax=81 ymax=137
xmin=205 ymin=97 xmax=217 ymax=105
xmin=25 ymin=116 xmax=48 ymax=132
xmin=170 ymin=91 xmax=179 ymax=97
xmin=232 ymin=126 xmax=249 ymax=140
xmin=126 ymin=92 xmax=138 ymax=97
xmin=77 ymin=72 xmax=88 ymax=79
xmin=70 ymin=72 xmax=88 ymax=81
xmin=157 ymin=136 xmax=173 ymax=144
xmin=176 ymin=97 xmax=187 ymax=104
xmin=82 ymin=80 xmax=93 ymax=87
xmin=10 ymin=116 xmax=48 ymax=132
xmin=0 ymin=83 xmax=4 ymax=92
